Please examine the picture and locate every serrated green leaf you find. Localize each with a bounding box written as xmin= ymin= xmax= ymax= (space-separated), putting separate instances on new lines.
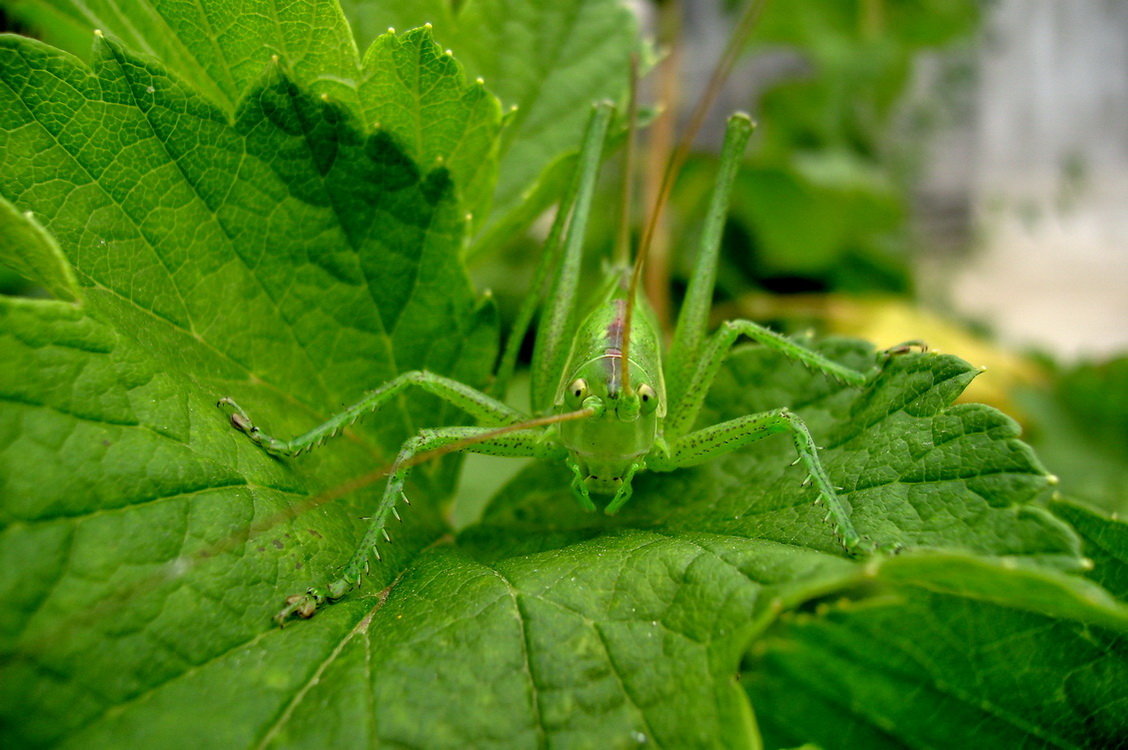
xmin=485 ymin=342 xmax=1080 ymax=567
xmin=14 ymin=0 xmax=641 ymax=252
xmin=343 ymin=0 xmax=639 ymax=250
xmin=358 ymin=27 xmax=502 ymax=230
xmin=2 ymin=0 xmax=360 ymax=111
xmin=0 ymin=30 xmax=489 ymax=747
xmin=0 ymin=31 xmax=495 ymax=460
xmin=1 ymin=2 xmax=505 ymax=231
xmin=1053 ymin=497 xmax=1128 ymax=600
xmin=0 ymin=195 xmax=79 ymax=301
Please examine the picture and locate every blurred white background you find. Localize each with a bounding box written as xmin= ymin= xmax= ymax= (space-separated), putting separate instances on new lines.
xmin=924 ymin=0 xmax=1128 ymax=359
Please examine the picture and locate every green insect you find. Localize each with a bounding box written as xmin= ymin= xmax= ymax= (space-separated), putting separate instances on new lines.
xmin=219 ymin=27 xmax=874 ymax=627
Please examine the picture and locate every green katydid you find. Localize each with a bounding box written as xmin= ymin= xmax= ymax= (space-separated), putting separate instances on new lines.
xmin=218 ymin=12 xmax=876 ymax=625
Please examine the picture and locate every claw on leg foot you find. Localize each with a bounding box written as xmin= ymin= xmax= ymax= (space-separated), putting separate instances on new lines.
xmin=274 ymin=576 xmax=355 ymax=626
xmin=275 ymin=588 xmax=326 ymax=626
xmin=566 ymin=459 xmax=597 ymax=512
xmin=217 ymin=397 xmax=258 ymax=436
xmin=882 ymin=340 xmax=928 ymax=356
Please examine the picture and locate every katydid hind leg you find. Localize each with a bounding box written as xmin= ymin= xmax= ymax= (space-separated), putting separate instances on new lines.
xmin=530 ymin=102 xmax=615 ymax=413
xmin=667 ymin=113 xmax=754 ymax=406
xmin=496 ymin=105 xmax=605 ymax=398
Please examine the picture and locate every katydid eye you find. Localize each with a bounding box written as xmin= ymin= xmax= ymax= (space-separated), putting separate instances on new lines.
xmin=637 ymin=384 xmax=658 ymax=414
xmin=567 ymin=378 xmax=589 ymax=406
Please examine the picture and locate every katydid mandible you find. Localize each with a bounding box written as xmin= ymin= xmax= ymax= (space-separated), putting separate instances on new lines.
xmin=218 ymin=99 xmax=873 ymax=625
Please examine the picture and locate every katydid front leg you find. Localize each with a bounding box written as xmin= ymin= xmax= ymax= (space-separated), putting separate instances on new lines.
xmin=665 ymin=318 xmax=867 ymax=439
xmin=276 ymin=425 xmax=560 ymax=624
xmin=566 ymin=456 xmax=643 ymax=514
xmin=604 ymin=460 xmax=643 ymax=514
xmin=567 ymin=458 xmax=598 ymax=511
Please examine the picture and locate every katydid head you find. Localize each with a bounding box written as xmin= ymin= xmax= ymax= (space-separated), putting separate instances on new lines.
xmin=556 ymin=341 xmax=664 ymax=496
xmin=561 ymin=359 xmax=661 ymax=421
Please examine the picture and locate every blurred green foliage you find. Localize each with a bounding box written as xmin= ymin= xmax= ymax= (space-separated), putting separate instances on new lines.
xmin=1020 ymin=357 xmax=1128 ymax=516
xmin=0 ymin=265 xmax=33 ymax=296
xmin=481 ymin=0 xmax=982 ymax=337
xmin=696 ymin=0 xmax=980 ymax=297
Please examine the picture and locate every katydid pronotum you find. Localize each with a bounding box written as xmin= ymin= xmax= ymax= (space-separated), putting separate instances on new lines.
xmin=219 ymin=21 xmax=882 ymax=626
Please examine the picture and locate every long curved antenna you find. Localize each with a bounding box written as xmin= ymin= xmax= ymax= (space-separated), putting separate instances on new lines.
xmin=620 ymin=0 xmax=767 ymax=395
xmin=643 ymin=0 xmax=683 ymax=326
xmin=614 ymin=53 xmax=640 ymax=268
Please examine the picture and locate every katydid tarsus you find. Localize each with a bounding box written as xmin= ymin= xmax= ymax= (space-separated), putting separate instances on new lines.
xmin=218 ymin=9 xmax=876 ymax=625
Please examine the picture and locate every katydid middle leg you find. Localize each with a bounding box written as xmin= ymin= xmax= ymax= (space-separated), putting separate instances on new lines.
xmin=276 ymin=424 xmax=561 ymax=623
xmin=648 ymin=409 xmax=861 ymax=552
xmin=661 ymin=310 xmax=867 ymax=552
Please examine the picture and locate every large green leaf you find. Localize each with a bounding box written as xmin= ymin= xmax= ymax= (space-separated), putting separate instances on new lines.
xmin=357 ymin=28 xmax=502 ymax=229
xmin=1053 ymin=498 xmax=1128 ymax=600
xmin=0 ymin=27 xmax=498 ymax=442
xmin=485 ymin=341 xmax=1080 ymax=567
xmin=1 ymin=0 xmax=360 ymax=111
xmin=2 ymin=13 xmax=1125 ymax=750
xmin=0 ymin=196 xmax=79 ymax=301
xmin=1 ymin=0 xmax=504 ymax=231
xmin=0 ymin=28 xmax=488 ymax=745
xmin=744 ymin=553 xmax=1128 ymax=749
xmin=5 ymin=0 xmax=638 ymax=252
